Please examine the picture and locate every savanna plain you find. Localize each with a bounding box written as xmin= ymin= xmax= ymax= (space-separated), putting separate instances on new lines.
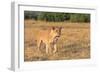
xmin=24 ymin=19 xmax=90 ymax=61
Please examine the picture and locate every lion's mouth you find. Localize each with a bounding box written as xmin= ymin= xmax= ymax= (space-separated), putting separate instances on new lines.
xmin=55 ymin=35 xmax=60 ymax=38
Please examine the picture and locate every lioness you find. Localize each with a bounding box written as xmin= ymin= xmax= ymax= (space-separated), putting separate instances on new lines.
xmin=36 ymin=27 xmax=62 ymax=54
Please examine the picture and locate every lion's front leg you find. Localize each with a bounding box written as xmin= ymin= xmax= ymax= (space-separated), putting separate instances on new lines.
xmin=37 ymin=40 xmax=41 ymax=51
xmin=53 ymin=44 xmax=57 ymax=53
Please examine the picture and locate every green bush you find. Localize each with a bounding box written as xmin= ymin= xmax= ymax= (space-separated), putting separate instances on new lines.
xmin=70 ymin=13 xmax=90 ymax=22
xmin=24 ymin=11 xmax=90 ymax=22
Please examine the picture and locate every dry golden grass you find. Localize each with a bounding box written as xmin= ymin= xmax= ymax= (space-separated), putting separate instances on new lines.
xmin=24 ymin=19 xmax=90 ymax=61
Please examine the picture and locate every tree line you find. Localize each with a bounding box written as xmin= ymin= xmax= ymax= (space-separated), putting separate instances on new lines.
xmin=24 ymin=11 xmax=90 ymax=22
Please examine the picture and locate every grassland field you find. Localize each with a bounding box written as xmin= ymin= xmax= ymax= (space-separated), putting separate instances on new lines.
xmin=24 ymin=19 xmax=90 ymax=61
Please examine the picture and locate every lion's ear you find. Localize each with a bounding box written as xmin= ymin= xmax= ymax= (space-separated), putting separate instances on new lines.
xmin=52 ymin=27 xmax=55 ymax=30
